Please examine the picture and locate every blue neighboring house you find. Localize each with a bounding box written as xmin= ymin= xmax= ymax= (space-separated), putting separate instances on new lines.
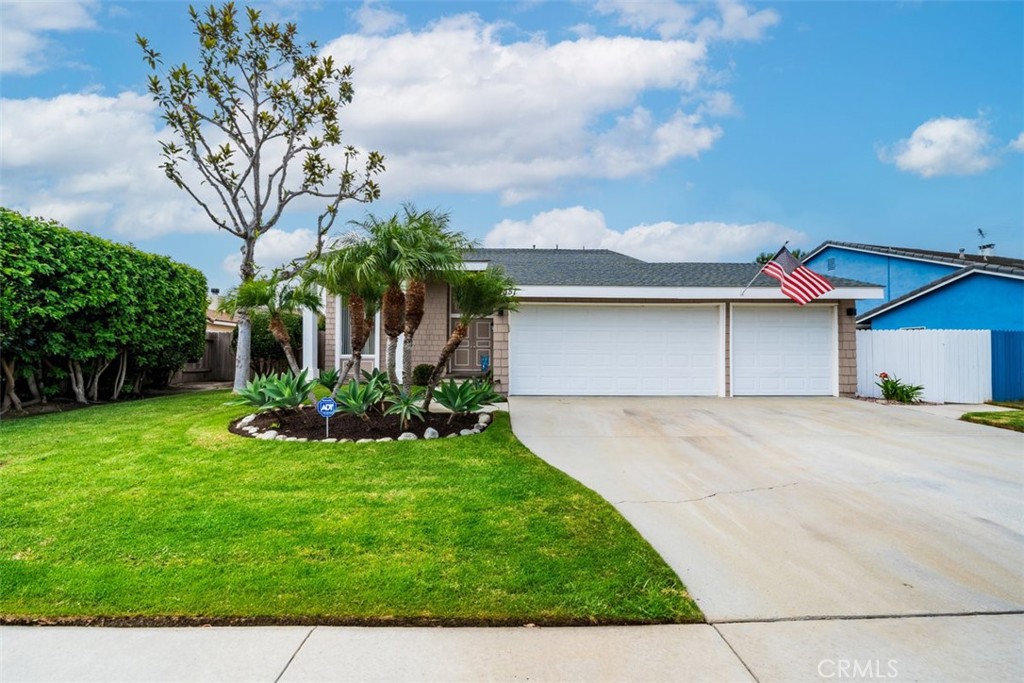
xmin=803 ymin=241 xmax=1024 ymax=331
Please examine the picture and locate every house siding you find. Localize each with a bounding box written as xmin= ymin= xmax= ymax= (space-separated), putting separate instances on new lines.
xmin=805 ymin=246 xmax=957 ymax=314
xmin=868 ymin=274 xmax=1024 ymax=331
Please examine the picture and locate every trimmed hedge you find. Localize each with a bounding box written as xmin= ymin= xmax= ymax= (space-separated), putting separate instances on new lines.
xmin=0 ymin=208 xmax=207 ymax=408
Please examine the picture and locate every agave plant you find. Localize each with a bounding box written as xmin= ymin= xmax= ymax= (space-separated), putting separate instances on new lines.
xmin=432 ymin=378 xmax=501 ymax=423
xmin=318 ymin=367 xmax=342 ymax=394
xmin=336 ymin=379 xmax=383 ymax=422
xmin=226 ymin=370 xmax=317 ymax=412
xmin=384 ymin=386 xmax=426 ymax=431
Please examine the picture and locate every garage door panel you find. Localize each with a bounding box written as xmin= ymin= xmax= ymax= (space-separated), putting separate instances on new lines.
xmin=510 ymin=305 xmax=720 ymax=396
xmin=732 ymin=306 xmax=834 ymax=396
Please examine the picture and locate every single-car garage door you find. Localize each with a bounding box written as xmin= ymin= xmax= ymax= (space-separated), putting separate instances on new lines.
xmin=731 ymin=305 xmax=835 ymax=396
xmin=509 ymin=304 xmax=721 ymax=396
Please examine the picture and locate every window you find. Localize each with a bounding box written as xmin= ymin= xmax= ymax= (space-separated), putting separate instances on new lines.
xmin=827 ymin=257 xmax=836 ymax=271
xmin=339 ymin=303 xmax=376 ymax=355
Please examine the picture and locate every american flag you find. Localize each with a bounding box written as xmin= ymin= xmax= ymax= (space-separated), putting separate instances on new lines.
xmin=762 ymin=247 xmax=834 ymax=305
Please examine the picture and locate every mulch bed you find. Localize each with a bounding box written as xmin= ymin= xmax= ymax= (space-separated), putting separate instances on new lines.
xmin=230 ymin=406 xmax=483 ymax=441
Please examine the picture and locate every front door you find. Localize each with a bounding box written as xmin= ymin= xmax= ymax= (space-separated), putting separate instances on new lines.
xmin=451 ymin=318 xmax=493 ymax=375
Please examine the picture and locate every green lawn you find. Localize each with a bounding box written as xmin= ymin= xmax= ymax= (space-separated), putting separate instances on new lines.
xmin=961 ymin=406 xmax=1024 ymax=433
xmin=0 ymin=391 xmax=699 ymax=625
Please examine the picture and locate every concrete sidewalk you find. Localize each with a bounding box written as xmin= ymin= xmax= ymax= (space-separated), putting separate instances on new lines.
xmin=4 ymin=616 xmax=1022 ymax=682
xmin=1 ymin=624 xmax=754 ymax=683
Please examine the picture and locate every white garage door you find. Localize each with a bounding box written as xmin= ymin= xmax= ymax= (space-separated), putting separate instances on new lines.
xmin=731 ymin=305 xmax=835 ymax=396
xmin=509 ymin=305 xmax=720 ymax=396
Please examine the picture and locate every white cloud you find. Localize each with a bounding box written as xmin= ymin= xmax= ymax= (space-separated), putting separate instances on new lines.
xmin=483 ymin=206 xmax=804 ymax=262
xmin=0 ymin=92 xmax=210 ymax=237
xmin=1010 ymin=132 xmax=1024 ymax=153
xmin=325 ymin=13 xmax=735 ymax=202
xmin=879 ymin=116 xmax=998 ymax=177
xmin=221 ymin=228 xmax=318 ymax=277
xmin=596 ymin=0 xmax=779 ymax=42
xmin=351 ymin=1 xmax=406 ymax=35
xmin=0 ymin=1 xmax=97 ymax=75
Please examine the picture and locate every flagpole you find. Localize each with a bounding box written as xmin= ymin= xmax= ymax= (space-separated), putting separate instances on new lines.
xmin=740 ymin=240 xmax=788 ymax=297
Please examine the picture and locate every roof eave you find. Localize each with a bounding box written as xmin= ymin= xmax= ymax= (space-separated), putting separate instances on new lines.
xmin=516 ymin=285 xmax=885 ymax=300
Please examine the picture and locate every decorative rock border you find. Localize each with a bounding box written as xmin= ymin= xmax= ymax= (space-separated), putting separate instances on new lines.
xmin=236 ymin=411 xmax=493 ymax=443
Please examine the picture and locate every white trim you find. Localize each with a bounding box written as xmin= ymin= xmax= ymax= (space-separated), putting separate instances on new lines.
xmin=461 ymin=261 xmax=489 ymax=271
xmin=730 ymin=303 xmax=839 ymax=396
xmin=831 ymin=304 xmax=839 ymax=397
xmin=334 ymin=300 xmax=382 ymax=371
xmin=718 ymin=303 xmax=727 ymax=397
xmin=727 ymin=303 xmax=733 ymax=397
xmin=514 ymin=285 xmax=883 ymax=300
xmin=858 ymin=268 xmax=1024 ymax=322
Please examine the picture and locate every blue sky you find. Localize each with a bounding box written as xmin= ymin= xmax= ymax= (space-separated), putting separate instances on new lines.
xmin=2 ymin=0 xmax=1021 ymax=291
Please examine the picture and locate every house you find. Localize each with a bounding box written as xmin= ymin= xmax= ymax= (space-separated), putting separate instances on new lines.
xmin=803 ymin=241 xmax=1024 ymax=330
xmin=311 ymin=248 xmax=883 ymax=397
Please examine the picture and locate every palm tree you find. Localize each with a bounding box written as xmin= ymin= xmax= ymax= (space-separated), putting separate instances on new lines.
xmin=220 ymin=272 xmax=320 ymax=377
xmin=422 ymin=267 xmax=518 ymax=411
xmin=312 ymin=239 xmax=386 ymax=387
xmin=353 ymin=206 xmax=470 ymax=390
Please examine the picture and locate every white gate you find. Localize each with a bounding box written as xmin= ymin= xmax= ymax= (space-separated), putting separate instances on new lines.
xmin=856 ymin=329 xmax=992 ymax=403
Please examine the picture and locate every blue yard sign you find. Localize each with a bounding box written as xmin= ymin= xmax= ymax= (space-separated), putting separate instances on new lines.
xmin=317 ymin=397 xmax=337 ymax=438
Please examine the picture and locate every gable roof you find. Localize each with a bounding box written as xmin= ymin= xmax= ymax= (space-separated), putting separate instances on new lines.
xmin=805 ymin=241 xmax=1024 ymax=270
xmin=858 ymin=263 xmax=1024 ymax=323
xmin=466 ymin=248 xmax=875 ymax=288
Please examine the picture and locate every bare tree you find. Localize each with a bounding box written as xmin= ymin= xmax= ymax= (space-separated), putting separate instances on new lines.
xmin=138 ymin=2 xmax=384 ymax=391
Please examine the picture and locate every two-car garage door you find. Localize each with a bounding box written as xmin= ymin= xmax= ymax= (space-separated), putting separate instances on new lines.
xmin=509 ymin=303 xmax=835 ymax=396
xmin=509 ymin=305 xmax=720 ymax=396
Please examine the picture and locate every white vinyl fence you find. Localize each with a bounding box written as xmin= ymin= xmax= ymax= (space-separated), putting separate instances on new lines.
xmin=857 ymin=329 xmax=992 ymax=404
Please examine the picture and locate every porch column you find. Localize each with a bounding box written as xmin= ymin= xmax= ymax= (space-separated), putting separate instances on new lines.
xmin=302 ymin=306 xmax=318 ymax=375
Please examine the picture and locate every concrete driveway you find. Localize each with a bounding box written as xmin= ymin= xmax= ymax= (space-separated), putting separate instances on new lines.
xmin=511 ymin=396 xmax=1024 ymax=678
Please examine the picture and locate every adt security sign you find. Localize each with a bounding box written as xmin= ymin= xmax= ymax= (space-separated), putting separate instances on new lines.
xmin=317 ymin=397 xmax=337 ymax=418
xmin=317 ymin=397 xmax=337 ymax=438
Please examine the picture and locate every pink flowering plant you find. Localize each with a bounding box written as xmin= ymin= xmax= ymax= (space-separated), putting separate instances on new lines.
xmin=875 ymin=372 xmax=924 ymax=403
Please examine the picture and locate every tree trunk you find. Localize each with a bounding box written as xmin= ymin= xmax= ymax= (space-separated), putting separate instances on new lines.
xmin=269 ymin=315 xmax=302 ymax=376
xmin=112 ymin=351 xmax=129 ymax=400
xmin=382 ymin=285 xmax=405 ymax=387
xmin=234 ymin=310 xmax=253 ymax=392
xmin=386 ymin=335 xmax=399 ymax=388
xmin=88 ymin=356 xmax=115 ymax=402
xmin=26 ymin=370 xmax=43 ymax=403
xmin=1 ymin=357 xmax=24 ymax=413
xmin=402 ymin=280 xmax=427 ymax=393
xmin=422 ymin=322 xmax=468 ymax=412
xmin=69 ymin=360 xmax=88 ymax=404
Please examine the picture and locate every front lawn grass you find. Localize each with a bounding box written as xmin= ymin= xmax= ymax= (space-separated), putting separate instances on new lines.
xmin=961 ymin=408 xmax=1024 ymax=433
xmin=0 ymin=391 xmax=699 ymax=625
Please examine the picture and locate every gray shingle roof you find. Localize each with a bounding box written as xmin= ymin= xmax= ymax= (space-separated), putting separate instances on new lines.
xmin=466 ymin=248 xmax=877 ymax=288
xmin=806 ymin=241 xmax=1024 ymax=271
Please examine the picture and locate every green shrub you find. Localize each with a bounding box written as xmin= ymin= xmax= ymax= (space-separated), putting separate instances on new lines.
xmin=412 ymin=364 xmax=435 ymax=387
xmin=0 ymin=207 xmax=206 ymax=405
xmin=875 ymin=372 xmax=924 ymax=403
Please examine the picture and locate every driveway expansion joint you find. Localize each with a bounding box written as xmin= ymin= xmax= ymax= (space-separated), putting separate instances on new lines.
xmin=273 ymin=625 xmax=316 ymax=683
xmin=708 ymin=609 xmax=1024 ymax=625
xmin=613 ymin=482 xmax=798 ymax=505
